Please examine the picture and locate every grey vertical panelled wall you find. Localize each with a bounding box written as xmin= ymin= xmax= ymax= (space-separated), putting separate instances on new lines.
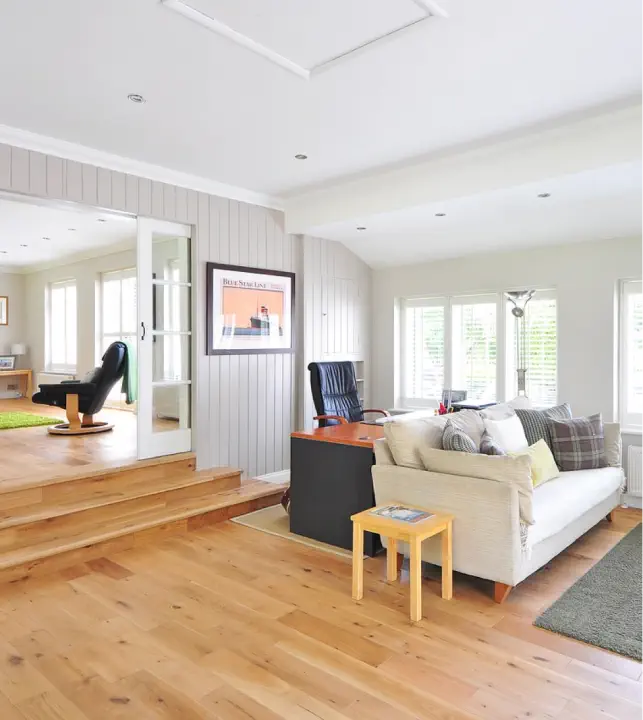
xmin=300 ymin=235 xmax=372 ymax=431
xmin=0 ymin=143 xmax=296 ymax=476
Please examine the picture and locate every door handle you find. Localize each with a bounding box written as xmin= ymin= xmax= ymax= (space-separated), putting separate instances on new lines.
xmin=141 ymin=321 xmax=146 ymax=341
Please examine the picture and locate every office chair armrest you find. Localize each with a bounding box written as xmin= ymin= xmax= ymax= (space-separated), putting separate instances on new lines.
xmin=362 ymin=408 xmax=391 ymax=418
xmin=313 ymin=415 xmax=348 ymax=425
xmin=37 ymin=382 xmax=97 ymax=396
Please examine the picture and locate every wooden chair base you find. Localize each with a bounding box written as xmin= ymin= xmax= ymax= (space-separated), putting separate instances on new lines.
xmin=48 ymin=421 xmax=114 ymax=436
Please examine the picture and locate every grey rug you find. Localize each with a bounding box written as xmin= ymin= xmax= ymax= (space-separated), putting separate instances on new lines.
xmin=534 ymin=523 xmax=642 ymax=660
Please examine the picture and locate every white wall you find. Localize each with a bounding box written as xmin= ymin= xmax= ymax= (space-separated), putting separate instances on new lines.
xmin=299 ymin=235 xmax=372 ymax=430
xmin=372 ymin=237 xmax=642 ymax=424
xmin=0 ymin=272 xmax=27 ymax=395
xmin=24 ymin=248 xmax=136 ymax=379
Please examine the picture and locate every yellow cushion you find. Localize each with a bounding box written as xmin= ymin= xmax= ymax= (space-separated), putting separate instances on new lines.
xmin=510 ymin=439 xmax=560 ymax=487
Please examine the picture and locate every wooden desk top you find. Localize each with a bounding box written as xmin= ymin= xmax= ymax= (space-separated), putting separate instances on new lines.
xmin=291 ymin=422 xmax=385 ymax=448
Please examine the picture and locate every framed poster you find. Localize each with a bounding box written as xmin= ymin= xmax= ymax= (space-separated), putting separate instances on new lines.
xmin=0 ymin=296 xmax=7 ymax=326
xmin=206 ymin=263 xmax=295 ymax=355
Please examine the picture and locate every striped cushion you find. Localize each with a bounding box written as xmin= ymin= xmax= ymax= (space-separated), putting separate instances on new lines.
xmin=442 ymin=420 xmax=478 ymax=453
xmin=515 ymin=403 xmax=572 ymax=449
xmin=479 ymin=430 xmax=506 ymax=456
xmin=548 ymin=413 xmax=608 ymax=471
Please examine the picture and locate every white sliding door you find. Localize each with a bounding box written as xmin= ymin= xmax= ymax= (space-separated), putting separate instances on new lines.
xmin=137 ymin=218 xmax=193 ymax=459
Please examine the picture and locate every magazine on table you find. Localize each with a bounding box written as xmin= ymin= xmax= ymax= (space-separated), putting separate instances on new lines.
xmin=370 ymin=505 xmax=434 ymax=523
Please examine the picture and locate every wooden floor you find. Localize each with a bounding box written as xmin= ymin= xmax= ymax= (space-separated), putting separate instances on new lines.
xmin=0 ymin=398 xmax=138 ymax=485
xmin=0 ymin=507 xmax=639 ymax=719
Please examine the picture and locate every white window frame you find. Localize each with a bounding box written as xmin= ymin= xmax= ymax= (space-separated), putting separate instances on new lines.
xmin=398 ymin=289 xmax=557 ymax=409
xmin=619 ymin=279 xmax=643 ymax=432
xmin=46 ymin=279 xmax=77 ymax=373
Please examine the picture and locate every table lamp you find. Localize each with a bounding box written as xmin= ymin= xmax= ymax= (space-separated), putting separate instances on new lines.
xmin=11 ymin=343 xmax=26 ymax=367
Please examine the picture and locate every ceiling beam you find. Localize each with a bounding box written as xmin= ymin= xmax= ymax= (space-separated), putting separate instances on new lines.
xmin=284 ymin=102 xmax=642 ymax=234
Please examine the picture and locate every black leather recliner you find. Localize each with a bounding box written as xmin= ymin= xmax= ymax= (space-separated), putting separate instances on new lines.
xmin=307 ymin=361 xmax=389 ymax=427
xmin=32 ymin=341 xmax=128 ymax=435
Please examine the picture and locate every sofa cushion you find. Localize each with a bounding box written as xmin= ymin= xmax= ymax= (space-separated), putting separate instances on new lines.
xmin=548 ymin=413 xmax=608 ymax=471
xmin=515 ymin=403 xmax=572 ymax=448
xmin=442 ymin=420 xmax=478 ymax=453
xmin=383 ymin=415 xmax=448 ymax=469
xmin=530 ymin=466 xmax=623 ymax=545
xmin=480 ymin=430 xmax=506 ymax=456
xmin=509 ymin=439 xmax=560 ymax=487
xmin=483 ymin=414 xmax=529 ymax=453
xmin=447 ymin=409 xmax=485 ymax=448
xmin=603 ymin=422 xmax=622 ymax=468
xmin=420 ymin=446 xmax=534 ymax=524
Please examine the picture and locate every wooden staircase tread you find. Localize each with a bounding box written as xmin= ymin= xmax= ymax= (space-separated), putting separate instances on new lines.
xmin=0 ymin=480 xmax=286 ymax=570
xmin=0 ymin=467 xmax=242 ymax=530
xmin=0 ymin=452 xmax=197 ymax=495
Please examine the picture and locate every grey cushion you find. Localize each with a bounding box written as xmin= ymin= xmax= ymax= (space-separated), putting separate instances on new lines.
xmin=442 ymin=420 xmax=478 ymax=453
xmin=479 ymin=430 xmax=506 ymax=456
xmin=548 ymin=413 xmax=608 ymax=471
xmin=515 ymin=403 xmax=572 ymax=449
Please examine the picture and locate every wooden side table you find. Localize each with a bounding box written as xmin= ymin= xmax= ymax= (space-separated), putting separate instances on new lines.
xmin=0 ymin=369 xmax=33 ymax=399
xmin=351 ymin=505 xmax=454 ymax=622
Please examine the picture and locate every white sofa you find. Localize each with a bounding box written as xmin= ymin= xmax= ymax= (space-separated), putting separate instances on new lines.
xmin=372 ymin=421 xmax=624 ymax=602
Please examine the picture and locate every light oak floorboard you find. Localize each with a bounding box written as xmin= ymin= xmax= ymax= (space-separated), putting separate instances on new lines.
xmin=0 ymin=508 xmax=638 ymax=719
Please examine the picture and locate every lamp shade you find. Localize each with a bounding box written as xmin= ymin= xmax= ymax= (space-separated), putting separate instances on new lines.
xmin=11 ymin=343 xmax=26 ymax=356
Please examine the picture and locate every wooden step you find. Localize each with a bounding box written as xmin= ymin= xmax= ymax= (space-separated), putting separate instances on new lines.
xmin=0 ymin=453 xmax=197 ymax=519
xmin=0 ymin=480 xmax=287 ymax=584
xmin=0 ymin=468 xmax=241 ymax=532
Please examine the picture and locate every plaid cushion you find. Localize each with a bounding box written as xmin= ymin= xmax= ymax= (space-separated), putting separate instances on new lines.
xmin=479 ymin=430 xmax=506 ymax=456
xmin=515 ymin=403 xmax=572 ymax=449
xmin=442 ymin=420 xmax=478 ymax=453
xmin=548 ymin=413 xmax=608 ymax=471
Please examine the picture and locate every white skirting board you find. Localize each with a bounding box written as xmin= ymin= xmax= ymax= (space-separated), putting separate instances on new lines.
xmin=254 ymin=470 xmax=291 ymax=484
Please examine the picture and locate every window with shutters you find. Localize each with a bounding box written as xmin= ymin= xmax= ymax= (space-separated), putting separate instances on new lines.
xmin=399 ymin=290 xmax=557 ymax=408
xmin=46 ymin=280 xmax=77 ymax=372
xmin=620 ymin=280 xmax=643 ymax=430
xmin=506 ymin=291 xmax=557 ymax=407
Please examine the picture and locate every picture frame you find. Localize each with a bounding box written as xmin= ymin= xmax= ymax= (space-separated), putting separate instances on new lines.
xmin=0 ymin=296 xmax=7 ymax=326
xmin=206 ymin=262 xmax=295 ymax=355
xmin=0 ymin=355 xmax=15 ymax=370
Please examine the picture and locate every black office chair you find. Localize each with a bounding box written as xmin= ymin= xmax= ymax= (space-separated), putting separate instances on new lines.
xmin=32 ymin=341 xmax=128 ymax=435
xmin=308 ymin=361 xmax=389 ymax=427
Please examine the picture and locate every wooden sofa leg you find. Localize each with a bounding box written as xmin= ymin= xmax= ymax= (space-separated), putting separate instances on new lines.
xmin=606 ymin=512 xmax=613 ymax=522
xmin=493 ymin=582 xmax=513 ymax=604
xmin=396 ymin=552 xmax=404 ymax=571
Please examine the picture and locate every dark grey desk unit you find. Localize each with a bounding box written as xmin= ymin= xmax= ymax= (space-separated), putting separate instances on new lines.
xmin=290 ymin=423 xmax=385 ymax=557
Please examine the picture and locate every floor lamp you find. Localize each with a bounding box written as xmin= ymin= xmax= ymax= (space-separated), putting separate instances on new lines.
xmin=504 ymin=290 xmax=534 ymax=407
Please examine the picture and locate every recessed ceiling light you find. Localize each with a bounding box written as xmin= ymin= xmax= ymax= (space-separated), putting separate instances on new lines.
xmin=97 ymin=218 xmax=107 ymax=223
xmin=0 ymin=251 xmax=6 ymax=254
xmin=42 ymin=236 xmax=50 ymax=241
xmin=294 ymin=154 xmax=308 ymax=160
xmin=20 ymin=244 xmax=27 ymax=248
xmin=356 ymin=226 xmax=366 ymax=231
xmin=128 ymin=93 xmax=146 ymax=104
xmin=435 ymin=212 xmax=446 ymax=217
xmin=68 ymin=228 xmax=77 ymax=232
xmin=537 ymin=192 xmax=551 ymax=198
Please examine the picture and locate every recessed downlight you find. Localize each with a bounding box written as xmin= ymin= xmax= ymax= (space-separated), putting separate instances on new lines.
xmin=42 ymin=237 xmax=50 ymax=241
xmin=537 ymin=192 xmax=551 ymax=198
xmin=97 ymin=218 xmax=107 ymax=223
xmin=20 ymin=244 xmax=27 ymax=248
xmin=0 ymin=251 xmax=6 ymax=254
xmin=356 ymin=226 xmax=366 ymax=231
xmin=294 ymin=154 xmax=308 ymax=160
xmin=68 ymin=228 xmax=77 ymax=232
xmin=128 ymin=93 xmax=146 ymax=104
xmin=435 ymin=212 xmax=446 ymax=217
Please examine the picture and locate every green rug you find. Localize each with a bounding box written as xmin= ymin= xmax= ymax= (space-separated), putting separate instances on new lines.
xmin=0 ymin=412 xmax=58 ymax=430
xmin=535 ymin=523 xmax=642 ymax=660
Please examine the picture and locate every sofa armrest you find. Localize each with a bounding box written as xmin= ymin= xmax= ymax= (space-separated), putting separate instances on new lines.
xmin=372 ymin=465 xmax=523 ymax=585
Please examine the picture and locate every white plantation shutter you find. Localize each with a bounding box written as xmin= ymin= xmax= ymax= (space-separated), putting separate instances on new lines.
xmin=48 ymin=280 xmax=77 ymax=371
xmin=506 ymin=292 xmax=557 ymax=406
xmin=401 ymin=299 xmax=445 ymax=403
xmin=451 ymin=295 xmax=498 ymax=402
xmin=621 ymin=280 xmax=643 ymax=429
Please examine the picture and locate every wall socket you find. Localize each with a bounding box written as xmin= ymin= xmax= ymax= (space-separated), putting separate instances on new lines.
xmin=7 ymin=384 xmax=17 ymax=391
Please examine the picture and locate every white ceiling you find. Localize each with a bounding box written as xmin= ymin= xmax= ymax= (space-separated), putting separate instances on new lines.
xmin=0 ymin=198 xmax=136 ymax=271
xmin=309 ymin=163 xmax=643 ymax=268
xmin=0 ymin=0 xmax=639 ymax=198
